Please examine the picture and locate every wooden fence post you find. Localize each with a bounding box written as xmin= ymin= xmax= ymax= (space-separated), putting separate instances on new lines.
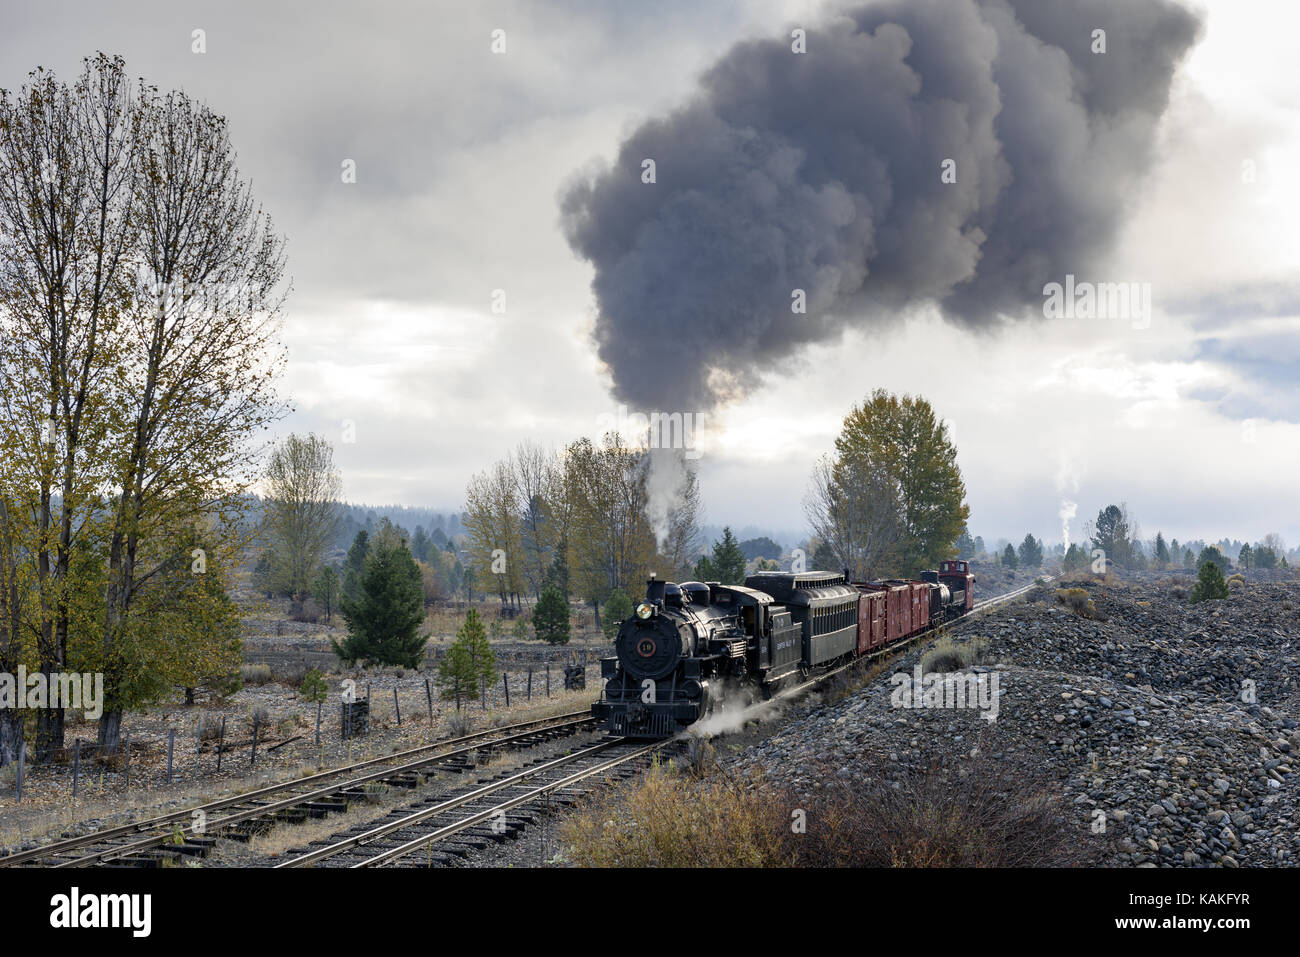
xmin=503 ymin=673 xmax=510 ymax=707
xmin=393 ymin=687 xmax=401 ymax=726
xmin=527 ymin=668 xmax=533 ymax=701
xmin=455 ymin=677 xmax=460 ymax=712
xmin=480 ymin=674 xmax=486 ymax=709
xmin=195 ymin=716 xmax=202 ymax=775
xmin=15 ymin=740 xmax=22 ymax=801
xmin=315 ymin=700 xmax=322 ymax=747
xmin=123 ymin=734 xmax=130 ymax=789
xmin=166 ymin=728 xmax=175 ymax=785
xmin=546 ymin=666 xmax=551 ymax=698
xmin=216 ymin=717 xmax=226 ymax=772
xmin=250 ymin=713 xmax=260 ymax=768
xmin=425 ymin=678 xmax=433 ymax=723
xmin=72 ymin=739 xmax=81 ymax=798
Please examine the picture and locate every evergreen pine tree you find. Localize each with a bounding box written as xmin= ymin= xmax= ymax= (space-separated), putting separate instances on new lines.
xmin=811 ymin=541 xmax=837 ymax=573
xmin=693 ymin=554 xmax=718 ymax=581
xmin=602 ymin=589 xmax=634 ymax=641
xmin=333 ymin=538 xmax=427 ymax=667
xmin=533 ymin=584 xmax=571 ymax=645
xmin=710 ymin=527 xmax=747 ymax=584
xmin=313 ymin=565 xmax=339 ymax=623
xmin=343 ymin=529 xmax=370 ymax=602
xmin=1197 ymin=545 xmax=1229 ymax=573
xmin=1002 ymin=543 xmax=1018 ymax=570
xmin=1063 ymin=543 xmax=1085 ymax=572
xmin=1017 ymin=534 xmax=1043 ymax=568
xmin=436 ymin=609 xmax=498 ymax=698
xmin=1189 ymin=561 xmax=1230 ymax=604
xmin=1155 ymin=533 xmax=1170 ymax=568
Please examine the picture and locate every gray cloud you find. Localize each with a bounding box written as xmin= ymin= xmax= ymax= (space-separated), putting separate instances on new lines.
xmin=562 ymin=0 xmax=1202 ymax=410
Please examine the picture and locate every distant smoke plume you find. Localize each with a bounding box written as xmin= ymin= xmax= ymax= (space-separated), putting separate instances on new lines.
xmin=1059 ymin=500 xmax=1077 ymax=550
xmin=562 ymin=0 xmax=1201 ymax=410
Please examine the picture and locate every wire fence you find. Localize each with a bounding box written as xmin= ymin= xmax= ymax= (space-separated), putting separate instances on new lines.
xmin=3 ymin=661 xmax=598 ymax=804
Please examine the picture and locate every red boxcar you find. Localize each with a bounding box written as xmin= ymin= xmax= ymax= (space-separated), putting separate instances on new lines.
xmin=909 ymin=581 xmax=930 ymax=633
xmin=879 ymin=582 xmax=909 ymax=643
xmin=851 ymin=584 xmax=887 ymax=653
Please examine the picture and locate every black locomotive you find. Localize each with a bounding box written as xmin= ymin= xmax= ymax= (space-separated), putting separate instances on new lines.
xmin=591 ymin=564 xmax=974 ymax=738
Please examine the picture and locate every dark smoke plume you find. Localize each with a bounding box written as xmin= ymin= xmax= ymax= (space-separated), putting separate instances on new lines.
xmin=561 ymin=0 xmax=1202 ymax=410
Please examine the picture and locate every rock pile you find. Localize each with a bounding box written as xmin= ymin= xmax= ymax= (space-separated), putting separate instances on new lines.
xmin=727 ymin=576 xmax=1300 ymax=867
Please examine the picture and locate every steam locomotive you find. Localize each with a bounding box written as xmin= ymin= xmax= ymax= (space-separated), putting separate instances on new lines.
xmin=591 ymin=562 xmax=975 ymax=738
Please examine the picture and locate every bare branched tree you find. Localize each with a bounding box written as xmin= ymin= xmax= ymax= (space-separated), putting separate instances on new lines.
xmin=262 ymin=434 xmax=342 ymax=598
xmin=804 ymin=454 xmax=903 ymax=580
xmin=511 ymin=440 xmax=552 ymax=599
xmin=658 ymin=452 xmax=702 ymax=581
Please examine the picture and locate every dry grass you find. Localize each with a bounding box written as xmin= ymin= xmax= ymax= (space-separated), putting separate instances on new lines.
xmin=920 ymin=636 xmax=990 ymax=674
xmin=562 ymin=760 xmax=797 ymax=867
xmin=563 ymin=749 xmax=1099 ymax=868
xmin=240 ymin=663 xmax=272 ymax=685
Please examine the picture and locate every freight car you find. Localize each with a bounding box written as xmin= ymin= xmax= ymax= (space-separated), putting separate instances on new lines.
xmin=592 ymin=561 xmax=975 ymax=738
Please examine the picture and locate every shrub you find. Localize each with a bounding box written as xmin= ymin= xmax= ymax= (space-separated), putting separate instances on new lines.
xmin=1056 ymin=587 xmax=1097 ymax=619
xmin=246 ymin=706 xmax=270 ymax=731
xmin=288 ymin=599 xmax=320 ymax=623
xmin=562 ymin=762 xmax=795 ymax=867
xmin=271 ymin=660 xmax=308 ymax=686
xmin=198 ymin=715 xmax=224 ymax=741
xmin=920 ymin=636 xmax=988 ymax=674
xmin=562 ymin=751 xmax=1095 ymax=868
xmin=445 ymin=712 xmax=472 ymax=737
xmin=1227 ymin=573 xmax=1246 ymax=589
xmin=240 ymin=663 xmax=272 ymax=685
xmin=299 ymin=668 xmax=329 ymax=704
xmin=512 ymin=616 xmax=530 ymax=640
xmin=1190 ymin=561 xmax=1230 ymax=604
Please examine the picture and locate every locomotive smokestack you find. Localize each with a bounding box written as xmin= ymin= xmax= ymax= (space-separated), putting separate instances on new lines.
xmin=646 ymin=576 xmax=666 ymax=604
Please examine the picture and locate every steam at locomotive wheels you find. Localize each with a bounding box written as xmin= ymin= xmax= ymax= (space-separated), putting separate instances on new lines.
xmin=592 ymin=562 xmax=976 ymax=738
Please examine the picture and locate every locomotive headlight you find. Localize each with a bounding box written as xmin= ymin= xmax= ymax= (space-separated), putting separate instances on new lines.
xmin=635 ymin=602 xmax=654 ymax=620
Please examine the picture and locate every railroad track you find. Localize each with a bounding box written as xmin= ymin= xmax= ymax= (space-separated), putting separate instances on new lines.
xmin=972 ymin=575 xmax=1053 ymax=613
xmin=275 ymin=736 xmax=671 ymax=868
xmin=0 ymin=710 xmax=595 ymax=868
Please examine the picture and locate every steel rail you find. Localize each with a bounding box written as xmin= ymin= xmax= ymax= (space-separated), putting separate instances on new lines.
xmin=356 ymin=740 xmax=668 ymax=867
xmin=1 ymin=709 xmax=592 ymax=867
xmin=275 ymin=738 xmax=637 ymax=868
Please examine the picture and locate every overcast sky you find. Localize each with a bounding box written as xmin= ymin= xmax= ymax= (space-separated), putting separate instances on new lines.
xmin=2 ymin=0 xmax=1297 ymax=551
